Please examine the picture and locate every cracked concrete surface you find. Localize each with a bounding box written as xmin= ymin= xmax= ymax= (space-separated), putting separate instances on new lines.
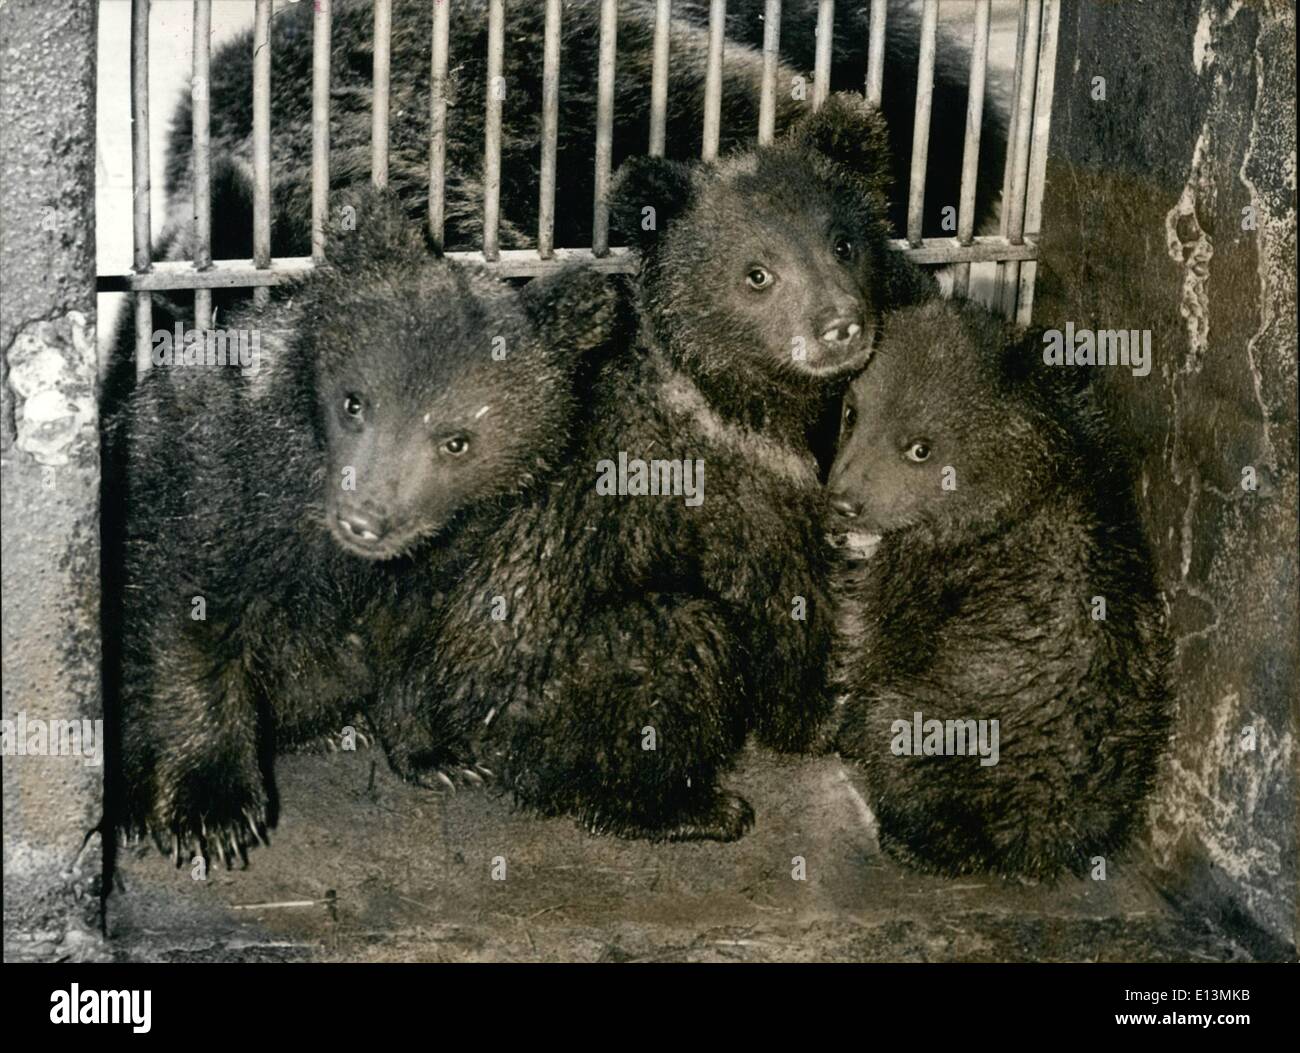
xmin=1037 ymin=0 xmax=1296 ymax=946
xmin=2 ymin=0 xmax=107 ymax=961
xmin=103 ymin=748 xmax=1273 ymax=963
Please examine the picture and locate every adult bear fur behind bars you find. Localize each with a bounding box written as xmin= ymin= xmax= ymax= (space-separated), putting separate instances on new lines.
xmin=133 ymin=0 xmax=1004 ymax=329
xmin=827 ymin=300 xmax=1173 ymax=880
xmin=103 ymin=191 xmax=624 ymax=863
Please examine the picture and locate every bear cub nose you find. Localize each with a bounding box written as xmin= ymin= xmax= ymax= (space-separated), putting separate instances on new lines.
xmin=829 ymin=494 xmax=862 ymax=518
xmin=338 ymin=509 xmax=388 ymax=544
xmin=819 ymin=314 xmax=864 ymax=346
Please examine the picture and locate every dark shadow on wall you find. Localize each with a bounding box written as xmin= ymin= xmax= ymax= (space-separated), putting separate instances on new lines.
xmin=1034 ymin=0 xmax=1297 ymax=954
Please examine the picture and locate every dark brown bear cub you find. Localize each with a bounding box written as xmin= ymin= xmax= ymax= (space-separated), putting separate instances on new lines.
xmin=419 ymin=95 xmax=934 ymax=843
xmin=105 ymin=192 xmax=621 ymax=866
xmin=828 ymin=299 xmax=1172 ymax=879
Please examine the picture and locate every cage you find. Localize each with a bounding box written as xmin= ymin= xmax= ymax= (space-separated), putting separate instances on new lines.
xmin=97 ymin=0 xmax=1058 ymax=371
xmin=1 ymin=0 xmax=1294 ymax=967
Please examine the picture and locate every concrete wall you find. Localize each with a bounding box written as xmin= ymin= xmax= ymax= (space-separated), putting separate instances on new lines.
xmin=1035 ymin=0 xmax=1297 ymax=950
xmin=1 ymin=0 xmax=108 ymax=961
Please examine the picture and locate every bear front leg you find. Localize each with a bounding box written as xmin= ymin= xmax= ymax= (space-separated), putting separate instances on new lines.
xmin=122 ymin=631 xmax=273 ymax=868
xmin=498 ymin=593 xmax=754 ymax=842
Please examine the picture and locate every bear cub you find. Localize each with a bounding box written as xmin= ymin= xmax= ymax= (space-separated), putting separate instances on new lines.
xmin=419 ymin=94 xmax=934 ymax=843
xmin=828 ymin=299 xmax=1172 ymax=879
xmin=107 ymin=191 xmax=621 ymax=865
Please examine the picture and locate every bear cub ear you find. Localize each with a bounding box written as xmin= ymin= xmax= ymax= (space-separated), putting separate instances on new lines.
xmin=324 ymin=185 xmax=442 ymax=274
xmin=783 ymin=91 xmax=894 ymax=196
xmin=608 ymin=156 xmax=698 ymax=252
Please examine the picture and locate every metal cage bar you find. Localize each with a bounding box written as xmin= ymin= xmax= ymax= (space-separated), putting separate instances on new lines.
xmin=758 ymin=0 xmax=782 ymax=145
xmin=950 ymin=0 xmax=992 ymax=300
xmin=372 ymin=0 xmax=392 ymax=188
xmin=130 ymin=0 xmax=151 ymax=374
xmin=905 ymin=0 xmax=938 ymax=247
xmin=701 ymin=0 xmax=726 ymax=160
xmin=538 ymin=0 xmax=562 ymax=257
xmin=99 ymin=234 xmax=1036 ymax=294
xmin=483 ymin=0 xmax=505 ymax=260
xmin=864 ymin=0 xmax=887 ymax=106
xmin=106 ymin=0 xmax=1064 ymax=351
xmin=999 ymin=0 xmax=1041 ymax=316
xmin=649 ymin=0 xmax=672 ymax=156
xmin=252 ymin=0 xmax=272 ymax=307
xmin=429 ymin=0 xmax=450 ymax=245
xmin=592 ymin=0 xmax=619 ymax=256
xmin=813 ymin=0 xmax=834 ymax=110
xmin=191 ymin=0 xmax=212 ymax=329
xmin=311 ymin=0 xmax=332 ymax=263
xmin=1016 ymin=0 xmax=1061 ymax=326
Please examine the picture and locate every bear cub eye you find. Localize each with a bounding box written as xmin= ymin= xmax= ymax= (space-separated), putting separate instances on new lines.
xmin=905 ymin=440 xmax=931 ymax=463
xmin=746 ymin=266 xmax=773 ymax=290
xmin=342 ymin=394 xmax=364 ymax=420
xmin=441 ymin=435 xmax=471 ymax=457
xmin=843 ymin=404 xmax=857 ymax=430
xmin=833 ymin=236 xmax=854 ymax=261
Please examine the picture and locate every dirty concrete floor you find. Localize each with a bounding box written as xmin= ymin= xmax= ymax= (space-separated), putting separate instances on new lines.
xmin=108 ymin=747 xmax=1260 ymax=963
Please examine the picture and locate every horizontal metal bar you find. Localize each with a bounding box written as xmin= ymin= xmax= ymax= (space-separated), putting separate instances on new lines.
xmin=891 ymin=235 xmax=1039 ymax=265
xmin=97 ymin=237 xmax=1038 ymax=294
xmin=100 ymin=258 xmax=318 ymax=291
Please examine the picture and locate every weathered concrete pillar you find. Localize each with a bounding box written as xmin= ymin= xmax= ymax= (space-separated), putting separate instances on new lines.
xmin=1 ymin=0 xmax=108 ymax=961
xmin=1037 ymin=0 xmax=1296 ymax=952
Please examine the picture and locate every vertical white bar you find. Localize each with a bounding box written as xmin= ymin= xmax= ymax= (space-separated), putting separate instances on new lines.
xmin=131 ymin=0 xmax=152 ymax=373
xmin=429 ymin=0 xmax=450 ymax=245
xmin=905 ymin=0 xmax=939 ymax=247
xmin=999 ymin=0 xmax=1029 ymax=229
xmin=192 ymin=1 xmax=212 ymax=328
xmin=538 ymin=0 xmax=562 ymax=256
xmin=311 ymin=0 xmax=332 ymax=262
xmin=252 ymin=0 xmax=271 ymax=307
xmin=813 ymin=0 xmax=834 ymax=110
xmin=758 ymin=0 xmax=782 ymax=145
xmin=1000 ymin=0 xmax=1041 ymax=318
xmin=702 ymin=0 xmax=726 ymax=160
xmin=1004 ymin=1 xmax=1041 ymax=245
xmin=951 ymin=0 xmax=990 ymax=299
xmin=865 ymin=0 xmax=887 ymax=106
xmin=649 ymin=0 xmax=672 ymax=155
xmin=1016 ymin=0 xmax=1061 ymax=326
xmin=372 ymin=0 xmax=392 ymax=188
xmin=592 ymin=0 xmax=619 ymax=255
xmin=483 ymin=0 xmax=505 ymax=260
